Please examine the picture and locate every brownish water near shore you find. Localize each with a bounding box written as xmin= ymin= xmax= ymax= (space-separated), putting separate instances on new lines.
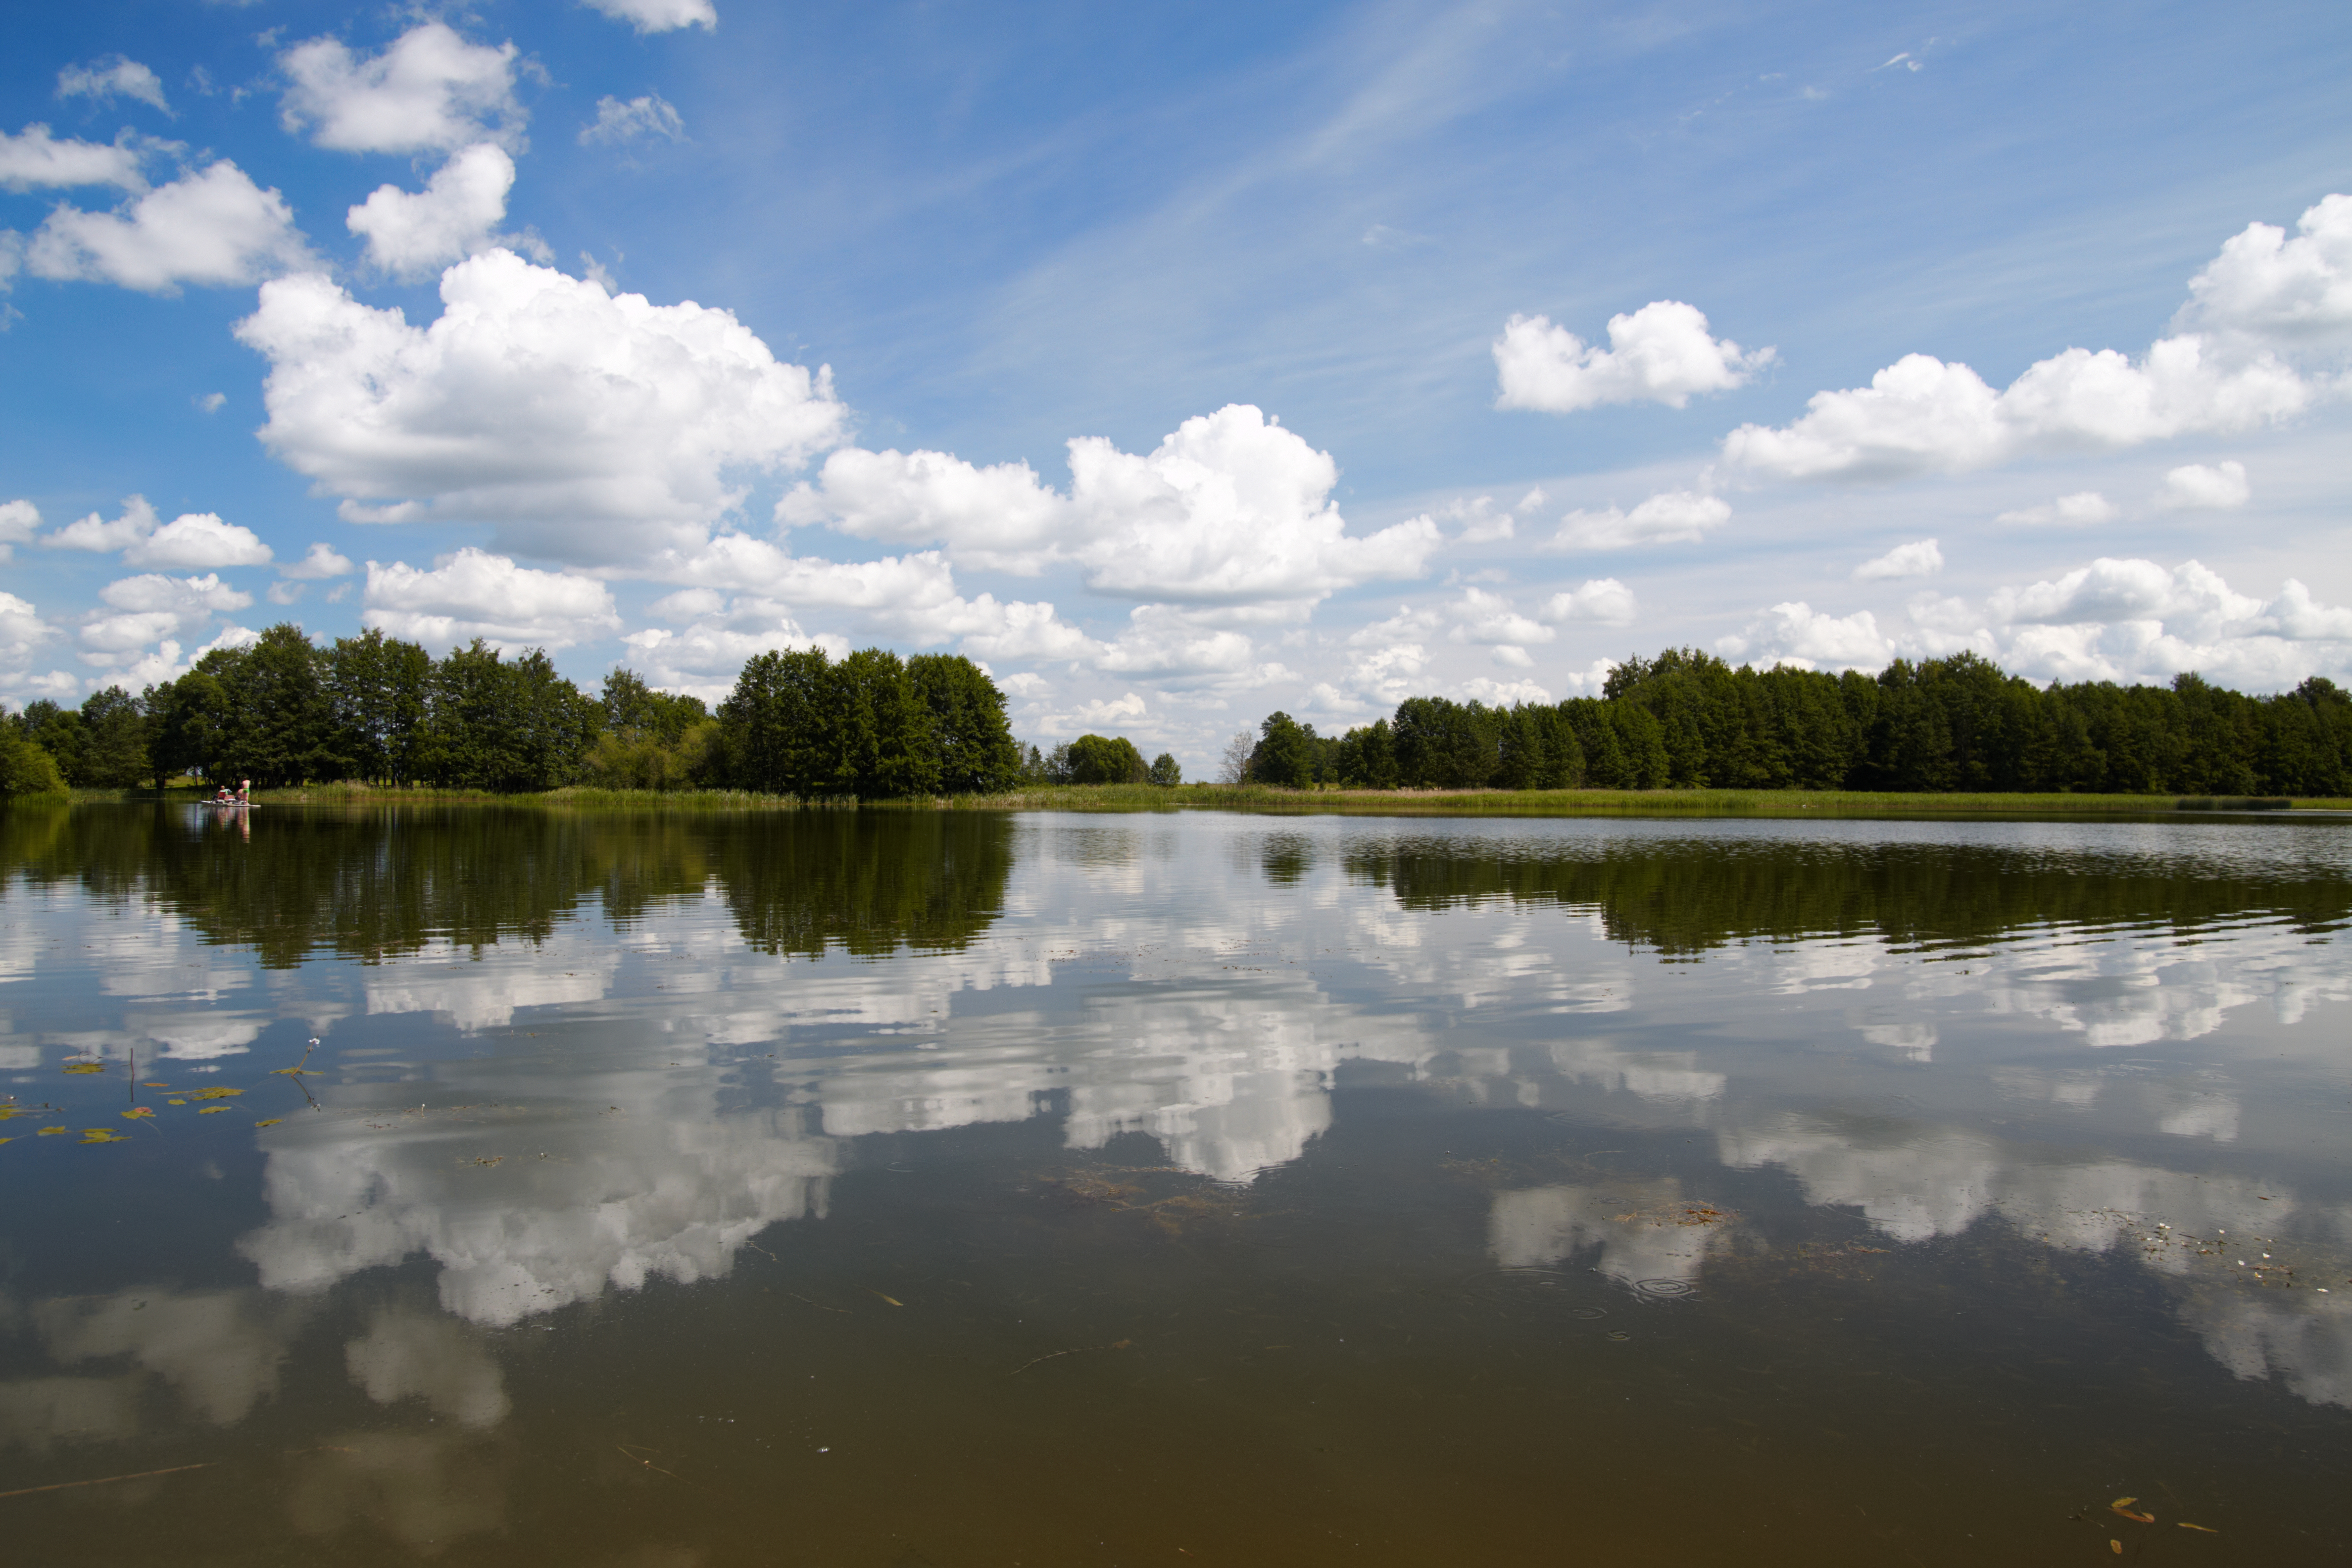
xmin=2 ymin=803 xmax=2348 ymax=1564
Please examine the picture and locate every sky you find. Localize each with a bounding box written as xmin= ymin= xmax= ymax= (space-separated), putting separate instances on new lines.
xmin=2 ymin=0 xmax=2348 ymax=773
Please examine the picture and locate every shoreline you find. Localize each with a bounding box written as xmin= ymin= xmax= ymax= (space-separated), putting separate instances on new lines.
xmin=36 ymin=782 xmax=2352 ymax=817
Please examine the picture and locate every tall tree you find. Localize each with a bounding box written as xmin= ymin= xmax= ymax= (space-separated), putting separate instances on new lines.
xmin=75 ymin=687 xmax=149 ymax=788
xmin=908 ymin=653 xmax=1022 ymax=793
xmin=331 ymin=629 xmax=432 ymax=784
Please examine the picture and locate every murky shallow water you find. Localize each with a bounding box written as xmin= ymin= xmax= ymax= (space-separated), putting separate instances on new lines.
xmin=2 ymin=804 xmax=2349 ymax=1564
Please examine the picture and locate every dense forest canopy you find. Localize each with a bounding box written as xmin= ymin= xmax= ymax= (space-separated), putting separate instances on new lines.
xmin=6 ymin=635 xmax=2349 ymax=799
xmin=1242 ymin=648 xmax=2352 ymax=796
xmin=0 ymin=624 xmax=1037 ymax=799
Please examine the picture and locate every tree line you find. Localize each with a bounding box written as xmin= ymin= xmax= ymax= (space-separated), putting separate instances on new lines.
xmin=0 ymin=623 xmax=1045 ymax=799
xmin=1241 ymin=648 xmax=2352 ymax=796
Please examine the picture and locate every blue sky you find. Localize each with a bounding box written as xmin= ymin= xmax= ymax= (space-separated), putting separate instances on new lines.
xmin=4 ymin=0 xmax=2349 ymax=770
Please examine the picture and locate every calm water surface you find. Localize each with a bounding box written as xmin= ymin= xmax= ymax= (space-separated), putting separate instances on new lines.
xmin=2 ymin=804 xmax=2350 ymax=1565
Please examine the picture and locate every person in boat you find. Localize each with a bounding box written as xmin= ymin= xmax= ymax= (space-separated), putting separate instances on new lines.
xmin=238 ymin=778 xmax=250 ymax=804
xmin=213 ymin=786 xmax=233 ymax=803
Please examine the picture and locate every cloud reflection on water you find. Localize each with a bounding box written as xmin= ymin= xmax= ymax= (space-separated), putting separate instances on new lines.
xmin=3 ymin=810 xmax=2349 ymax=1431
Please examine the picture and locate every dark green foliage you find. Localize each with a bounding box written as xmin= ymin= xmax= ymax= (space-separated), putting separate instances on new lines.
xmin=908 ymin=654 xmax=1022 ymax=794
xmin=75 ymin=687 xmax=150 ymax=787
xmin=14 ymin=701 xmax=83 ymax=784
xmin=1342 ymin=830 xmax=2352 ymax=957
xmin=587 ymin=667 xmax=716 ymax=790
xmin=1333 ymin=718 xmax=1397 ymax=787
xmin=830 ymin=648 xmax=941 ymax=798
xmin=602 ymin=667 xmax=710 ymax=744
xmin=1148 ymin=752 xmax=1182 ymax=786
xmin=0 ymin=729 xmax=68 ymax=796
xmin=329 ymin=630 xmax=433 ymax=784
xmin=1065 ymin=733 xmax=1149 ymax=784
xmin=1249 ymin=712 xmax=1321 ymax=786
xmin=0 ymin=804 xmax=1014 ymax=967
xmin=715 ymin=648 xmax=835 ymax=795
xmin=417 ymin=641 xmax=602 ymax=792
xmin=1258 ymin=649 xmax=2352 ymax=795
xmin=712 ymin=645 xmax=1023 ymax=798
xmin=49 ymin=622 xmax=1035 ymax=798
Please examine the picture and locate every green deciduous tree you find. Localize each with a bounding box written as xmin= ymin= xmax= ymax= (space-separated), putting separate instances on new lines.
xmin=1064 ymin=733 xmax=1148 ymax=784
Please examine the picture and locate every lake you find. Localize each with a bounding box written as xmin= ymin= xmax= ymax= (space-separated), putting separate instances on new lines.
xmin=2 ymin=803 xmax=2349 ymax=1564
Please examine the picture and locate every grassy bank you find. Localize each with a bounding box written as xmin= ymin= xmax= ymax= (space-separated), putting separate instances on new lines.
xmin=45 ymin=781 xmax=2351 ymax=816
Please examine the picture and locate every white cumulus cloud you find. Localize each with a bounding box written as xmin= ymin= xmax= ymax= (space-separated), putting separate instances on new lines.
xmin=1717 ymin=603 xmax=1894 ymax=671
xmin=364 ymin=549 xmax=621 ymax=652
xmin=1723 ymin=342 xmax=2308 ymax=480
xmin=236 ymin=251 xmax=847 ymax=564
xmin=1997 ymin=491 xmax=2118 ymax=527
xmin=79 ymin=574 xmax=254 ymax=667
xmin=1540 ymin=578 xmax=1639 ymax=624
xmin=39 ymin=497 xmax=269 ymax=569
xmin=782 ymin=447 xmax=1066 ymax=574
xmin=783 ymin=405 xmax=1441 ymax=612
xmin=125 ymin=513 xmax=272 ymax=570
xmin=1031 ymin=691 xmax=1152 ymax=739
xmin=0 ymin=589 xmax=54 ymax=661
xmin=1459 ymin=676 xmax=1553 ymax=705
xmin=42 ymin=496 xmax=159 ymax=553
xmin=0 ymin=124 xmax=148 ymax=191
xmin=2156 ymin=460 xmax=2251 ymax=510
xmin=1723 ymin=198 xmax=2351 ymax=483
xmin=25 ymin=161 xmax=308 ymax=293
xmin=1449 ymin=587 xmax=1554 ymax=647
xmin=1853 ymin=539 xmax=1943 ymax=582
xmin=279 ymin=23 xmax=523 ymax=155
xmin=1925 ymin=559 xmax=2352 ymax=688
xmin=1544 ymin=489 xmax=1729 ymax=550
xmin=1494 ymin=300 xmax=1773 ymax=413
xmin=280 ymin=543 xmax=356 ymax=581
xmin=621 ymin=615 xmax=838 ymax=703
xmin=56 ymin=57 xmax=170 ymax=114
xmin=1095 ymin=606 xmax=1259 ymax=682
xmin=648 ymin=537 xmax=1092 ymax=663
xmin=0 ymin=498 xmax=38 ymax=563
xmin=580 ymin=95 xmax=688 ymax=147
xmin=2178 ymin=193 xmax=2352 ymax=342
xmin=584 ymin=0 xmax=719 ymax=34
xmin=347 ymin=144 xmax=516 ymax=280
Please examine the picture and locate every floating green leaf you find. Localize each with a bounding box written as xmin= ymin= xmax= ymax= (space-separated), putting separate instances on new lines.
xmin=197 ymin=1107 xmax=229 ymax=1116
xmin=189 ymin=1088 xmax=243 ymax=1100
xmin=254 ymin=1118 xmax=285 ymax=1128
xmin=79 ymin=1129 xmax=128 ymax=1144
xmin=62 ymin=1063 xmax=105 ymax=1076
xmin=38 ymin=1127 xmax=70 ymax=1137
xmin=122 ymin=1108 xmax=154 ymax=1121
